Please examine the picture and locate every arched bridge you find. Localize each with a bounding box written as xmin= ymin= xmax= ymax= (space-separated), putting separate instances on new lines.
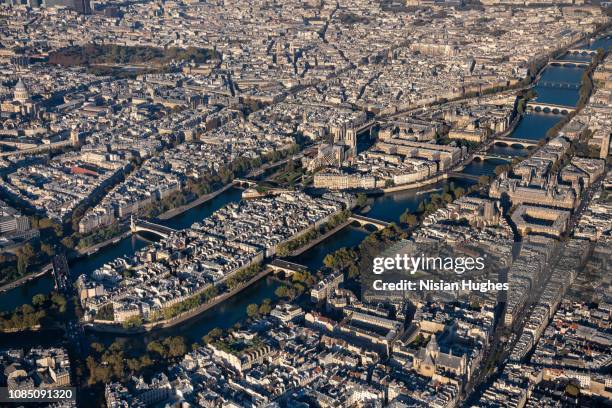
xmin=492 ymin=137 xmax=539 ymax=149
xmin=355 ymin=120 xmax=378 ymax=135
xmin=269 ymin=259 xmax=309 ymax=276
xmin=526 ymin=102 xmax=575 ymax=115
xmin=471 ymin=152 xmax=515 ymax=161
xmin=547 ymin=60 xmax=589 ymax=68
xmin=130 ymin=216 xmax=177 ymax=239
xmin=349 ymin=214 xmax=390 ymax=230
xmin=567 ymin=49 xmax=597 ymax=55
xmin=233 ymin=178 xmax=258 ymax=188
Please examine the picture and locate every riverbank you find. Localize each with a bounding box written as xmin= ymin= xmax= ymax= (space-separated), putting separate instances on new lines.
xmin=0 ymin=264 xmax=52 ymax=294
xmin=86 ymin=267 xmax=273 ymax=334
xmin=288 ymin=219 xmax=353 ymax=257
xmin=382 ymin=173 xmax=450 ymax=194
xmin=76 ymin=229 xmax=131 ymax=256
xmin=1 ymin=30 xmax=607 ymax=324
xmin=365 ymin=110 xmax=525 ymax=194
xmin=74 ymin=184 xmax=237 ymax=259
xmin=378 ymin=32 xmax=594 ymax=122
xmin=158 ymin=183 xmax=234 ymax=220
xmin=0 ymin=324 xmax=41 ymax=333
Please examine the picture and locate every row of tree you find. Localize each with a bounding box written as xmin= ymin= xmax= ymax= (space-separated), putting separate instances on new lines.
xmin=49 ymin=44 xmax=216 ymax=70
xmin=147 ymin=285 xmax=220 ymax=324
xmin=276 ymin=210 xmax=351 ymax=257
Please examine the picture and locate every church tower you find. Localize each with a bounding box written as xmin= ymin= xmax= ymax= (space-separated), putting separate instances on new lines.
xmin=70 ymin=128 xmax=83 ymax=147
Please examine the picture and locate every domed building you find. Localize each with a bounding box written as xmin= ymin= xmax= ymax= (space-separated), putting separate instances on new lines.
xmin=1 ymin=78 xmax=35 ymax=116
xmin=13 ymin=78 xmax=30 ymax=103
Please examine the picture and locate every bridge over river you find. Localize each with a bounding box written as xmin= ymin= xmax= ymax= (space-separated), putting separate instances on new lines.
xmin=492 ymin=137 xmax=539 ymax=149
xmin=348 ymin=214 xmax=390 ymax=230
xmin=525 ymin=102 xmax=576 ymax=115
xmin=130 ymin=216 xmax=177 ymax=239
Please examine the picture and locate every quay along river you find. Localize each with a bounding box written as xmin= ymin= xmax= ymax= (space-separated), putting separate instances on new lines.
xmin=0 ymin=177 xmax=472 ymax=348
xmin=0 ymin=35 xmax=609 ymax=347
xmin=467 ymin=35 xmax=612 ymax=174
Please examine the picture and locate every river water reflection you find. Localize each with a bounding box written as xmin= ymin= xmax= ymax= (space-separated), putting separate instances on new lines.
xmin=0 ymin=36 xmax=608 ymax=348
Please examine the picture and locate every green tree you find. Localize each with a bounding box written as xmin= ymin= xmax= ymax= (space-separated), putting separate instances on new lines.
xmin=51 ymin=293 xmax=67 ymax=313
xmin=478 ymin=175 xmax=491 ymax=186
xmin=348 ymin=264 xmax=360 ymax=278
xmin=91 ymin=342 xmax=105 ymax=354
xmin=275 ymin=285 xmax=290 ymax=299
xmin=21 ymin=304 xmax=34 ymax=314
xmin=109 ymin=341 xmax=123 ymax=353
xmin=32 ymin=294 xmax=46 ymax=307
xmin=258 ymin=302 xmax=272 ymax=315
xmin=400 ymin=211 xmax=418 ymax=227
xmin=61 ymin=236 xmax=75 ymax=249
xmin=323 ymin=247 xmax=357 ymax=271
xmin=246 ymin=303 xmax=259 ymax=318
xmin=453 ymin=187 xmax=465 ymax=199
xmin=147 ymin=341 xmax=165 ymax=356
xmin=202 ymin=327 xmax=223 ymax=345
xmin=565 ymin=383 xmax=580 ymax=398
xmin=16 ymin=243 xmax=36 ymax=275
xmin=162 ymin=336 xmax=187 ymax=358
xmin=40 ymin=243 xmax=55 ymax=257
xmin=121 ymin=315 xmax=142 ymax=329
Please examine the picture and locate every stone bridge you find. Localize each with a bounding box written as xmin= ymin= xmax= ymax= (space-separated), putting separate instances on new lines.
xmin=269 ymin=259 xmax=309 ymax=276
xmin=526 ymin=102 xmax=576 ymax=115
xmin=130 ymin=216 xmax=177 ymax=239
xmin=471 ymin=152 xmax=516 ymax=161
xmin=353 ymin=120 xmax=378 ymax=137
xmin=566 ymin=49 xmax=597 ymax=55
xmin=349 ymin=214 xmax=390 ymax=230
xmin=233 ymin=178 xmax=258 ymax=188
xmin=492 ymin=137 xmax=539 ymax=149
xmin=547 ymin=60 xmax=589 ymax=68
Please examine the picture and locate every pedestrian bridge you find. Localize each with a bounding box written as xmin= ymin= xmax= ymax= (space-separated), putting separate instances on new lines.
xmin=538 ymin=81 xmax=581 ymax=90
xmin=447 ymin=172 xmax=481 ymax=182
xmin=526 ymin=102 xmax=576 ymax=115
xmin=130 ymin=216 xmax=177 ymax=239
xmin=349 ymin=214 xmax=390 ymax=230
